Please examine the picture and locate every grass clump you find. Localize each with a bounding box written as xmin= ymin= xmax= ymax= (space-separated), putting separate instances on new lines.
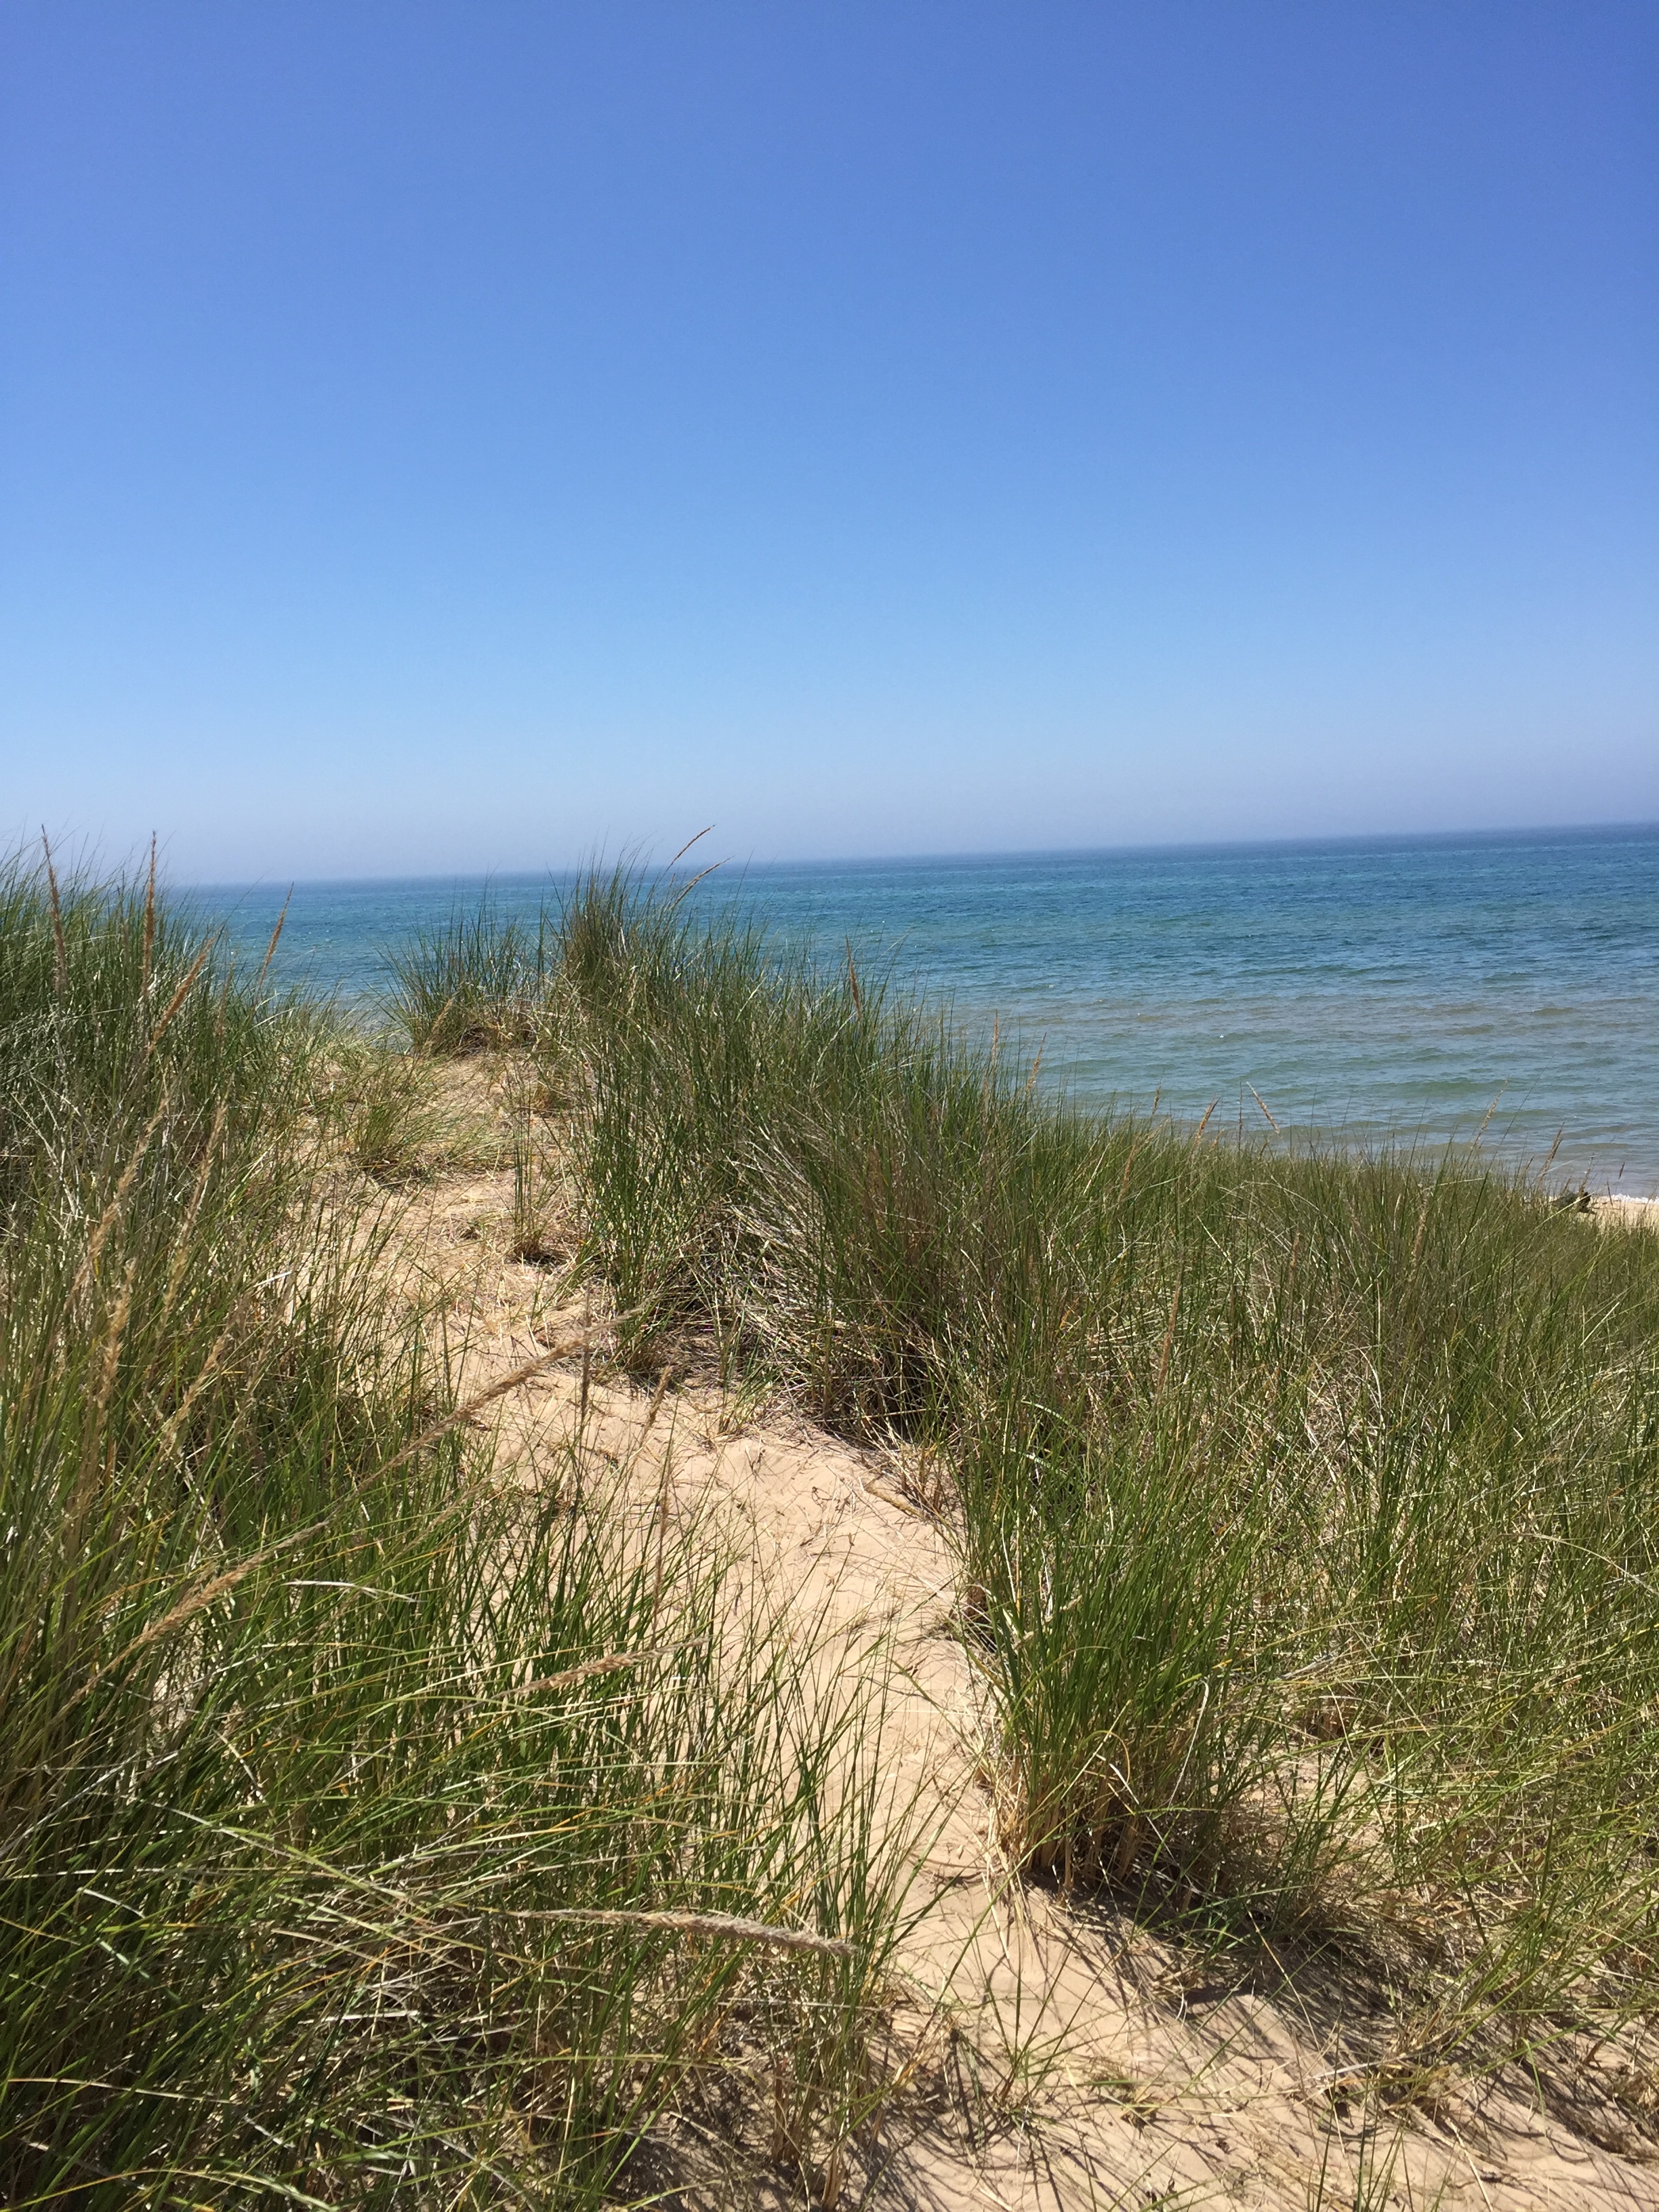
xmin=321 ymin=1032 xmax=457 ymax=1182
xmin=528 ymin=867 xmax=1659 ymax=2095
xmin=384 ymin=894 xmax=551 ymax=1053
xmin=0 ymin=853 xmax=918 ymax=2205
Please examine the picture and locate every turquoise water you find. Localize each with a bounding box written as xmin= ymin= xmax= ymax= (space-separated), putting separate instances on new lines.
xmin=193 ymin=825 xmax=1659 ymax=1195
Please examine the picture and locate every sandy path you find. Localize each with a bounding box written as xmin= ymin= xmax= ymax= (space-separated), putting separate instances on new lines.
xmin=373 ymin=1108 xmax=1659 ymax=2211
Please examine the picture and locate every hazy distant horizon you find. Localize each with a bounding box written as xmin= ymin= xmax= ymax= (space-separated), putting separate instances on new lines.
xmin=167 ymin=813 xmax=1659 ymax=898
xmin=22 ymin=775 xmax=1659 ymax=895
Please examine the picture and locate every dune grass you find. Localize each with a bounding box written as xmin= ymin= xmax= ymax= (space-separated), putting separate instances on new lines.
xmin=384 ymin=896 xmax=552 ymax=1054
xmin=487 ymin=867 xmax=1659 ymax=2098
xmin=17 ymin=848 xmax=1656 ymax=2198
xmin=0 ymin=855 xmax=918 ymax=2207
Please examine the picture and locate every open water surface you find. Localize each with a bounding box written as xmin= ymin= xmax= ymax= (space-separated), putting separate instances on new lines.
xmin=192 ymin=824 xmax=1659 ymax=1195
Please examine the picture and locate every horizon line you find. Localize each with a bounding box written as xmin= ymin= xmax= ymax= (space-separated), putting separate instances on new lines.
xmin=178 ymin=814 xmax=1659 ymax=893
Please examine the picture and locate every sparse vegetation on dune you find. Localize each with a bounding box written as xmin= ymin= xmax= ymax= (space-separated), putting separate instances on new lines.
xmin=9 ymin=853 xmax=1659 ymax=2205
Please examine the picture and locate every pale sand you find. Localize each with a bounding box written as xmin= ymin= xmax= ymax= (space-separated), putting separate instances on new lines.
xmin=369 ymin=1066 xmax=1659 ymax=2209
xmin=1597 ymin=1194 xmax=1659 ymax=1230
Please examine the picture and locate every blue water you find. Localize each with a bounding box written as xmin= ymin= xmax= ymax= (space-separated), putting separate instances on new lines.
xmin=192 ymin=824 xmax=1659 ymax=1195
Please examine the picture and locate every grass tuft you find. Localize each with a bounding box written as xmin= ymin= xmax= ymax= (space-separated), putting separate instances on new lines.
xmin=383 ymin=893 xmax=551 ymax=1053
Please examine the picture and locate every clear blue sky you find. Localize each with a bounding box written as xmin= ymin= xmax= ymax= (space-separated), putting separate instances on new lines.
xmin=3 ymin=2 xmax=1655 ymax=880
